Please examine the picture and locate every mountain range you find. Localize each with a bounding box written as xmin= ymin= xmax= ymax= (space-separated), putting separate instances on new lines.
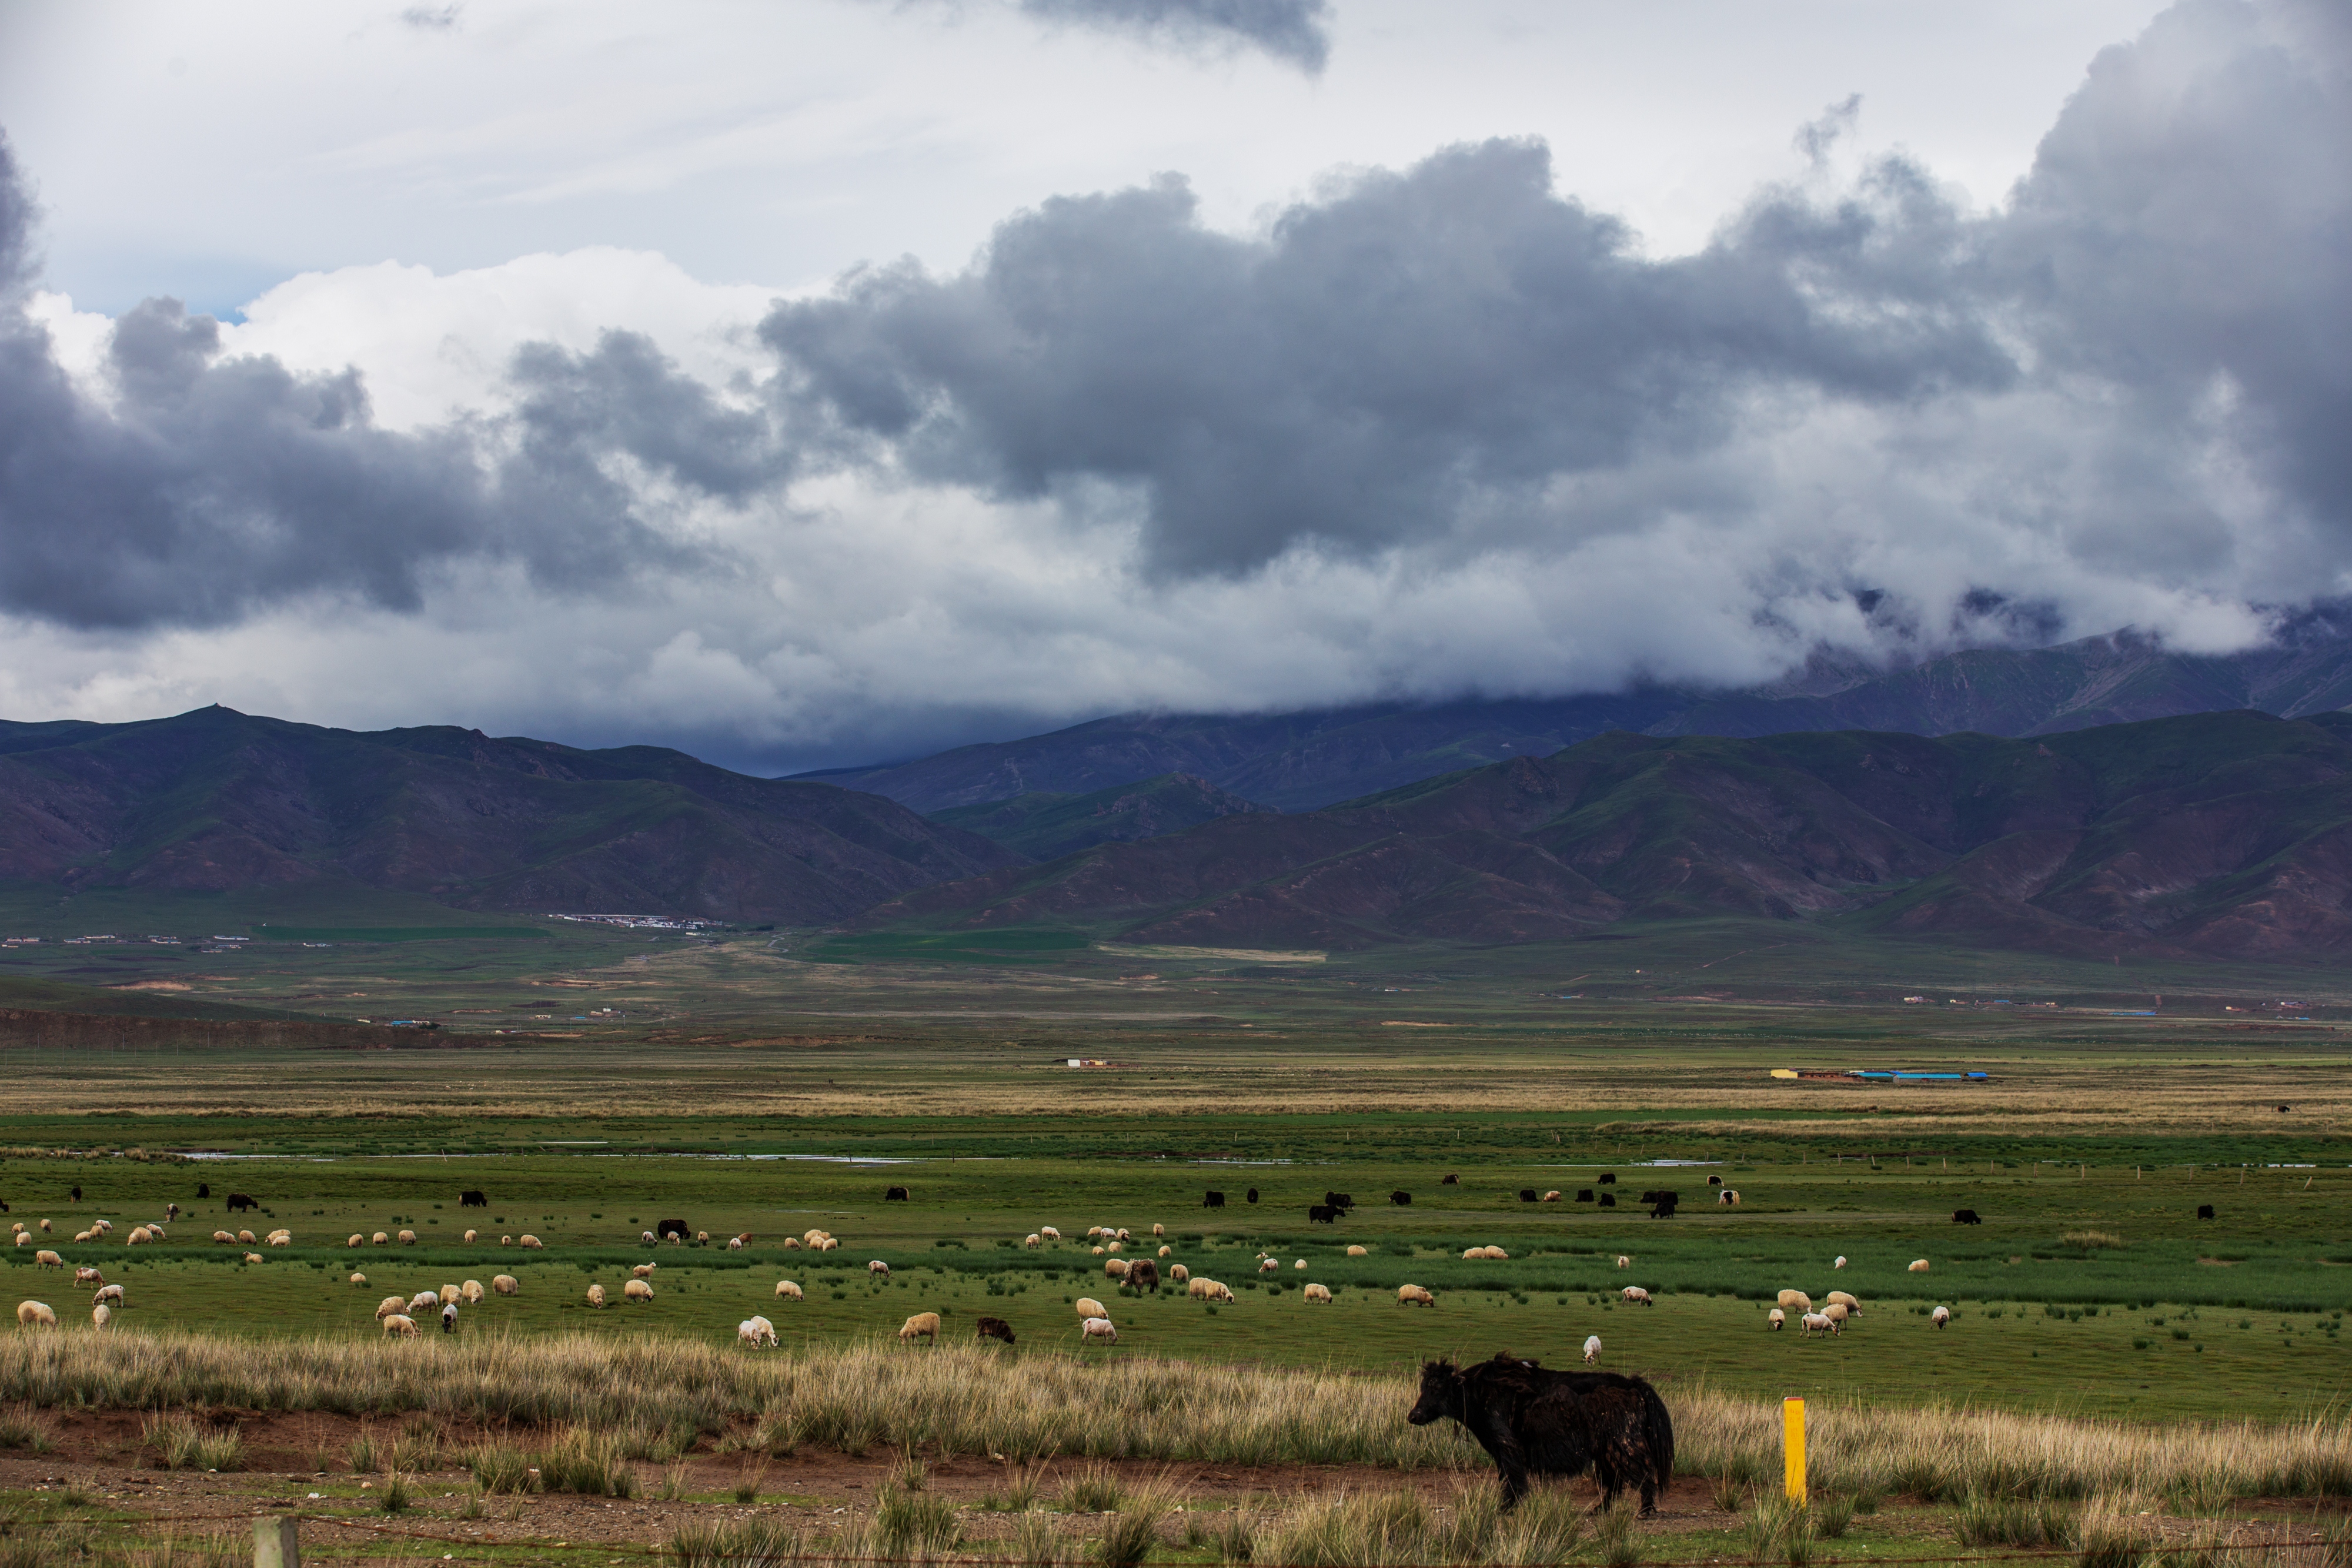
xmin=801 ymin=623 xmax=2352 ymax=814
xmin=0 ymin=707 xmax=1017 ymax=923
xmin=866 ymin=710 xmax=2352 ymax=962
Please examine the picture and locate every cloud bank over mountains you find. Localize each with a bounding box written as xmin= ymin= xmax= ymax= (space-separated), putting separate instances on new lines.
xmin=0 ymin=0 xmax=2344 ymax=771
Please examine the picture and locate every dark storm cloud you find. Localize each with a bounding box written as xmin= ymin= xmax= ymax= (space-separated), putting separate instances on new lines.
xmin=1015 ymin=0 xmax=1332 ymax=72
xmin=763 ymin=139 xmax=2013 ymax=574
xmin=0 ymin=135 xmax=771 ymax=630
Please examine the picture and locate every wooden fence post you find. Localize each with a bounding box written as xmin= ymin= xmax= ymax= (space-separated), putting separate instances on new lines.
xmin=253 ymin=1516 xmax=299 ymax=1568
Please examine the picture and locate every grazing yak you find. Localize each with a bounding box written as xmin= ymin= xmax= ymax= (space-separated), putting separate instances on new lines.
xmin=224 ymin=1193 xmax=259 ymax=1213
xmin=1407 ymin=1354 xmax=1674 ymax=1514
xmin=1598 ymin=1193 xmax=1616 ymax=1208
xmin=1308 ymin=1204 xmax=1339 ymax=1225
xmin=1390 ymin=1190 xmax=1412 ymax=1206
xmin=656 ymin=1219 xmax=690 ymax=1241
xmin=1202 ymin=1191 xmax=1226 ymax=1208
xmin=1598 ymin=1173 xmax=1615 ymax=1185
xmin=885 ymin=1186 xmax=910 ymax=1202
xmin=1125 ymin=1259 xmax=1160 ymax=1293
xmin=1953 ymin=1209 xmax=1983 ymax=1225
xmin=459 ymin=1191 xmax=488 ymax=1208
xmin=2198 ymin=1205 xmax=2216 ymax=1220
xmin=1323 ymin=1191 xmax=1356 ymax=1213
xmin=1518 ymin=1188 xmax=1539 ymax=1203
xmin=1441 ymin=1174 xmax=1458 ymax=1185
xmin=1575 ymin=1190 xmax=1595 ymax=1203
xmin=976 ymin=1316 xmax=1016 ymax=1345
xmin=1245 ymin=1188 xmax=1258 ymax=1204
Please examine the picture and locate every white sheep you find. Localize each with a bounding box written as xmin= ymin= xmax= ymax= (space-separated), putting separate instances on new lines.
xmin=236 ymin=1230 xmax=255 ymax=1245
xmin=242 ymin=1252 xmax=264 ymax=1264
xmin=1826 ymin=1291 xmax=1860 ymax=1314
xmin=739 ymin=1316 xmax=779 ymax=1348
xmin=462 ymin=1280 xmax=485 ymax=1303
xmin=1302 ymin=1283 xmax=1332 ymax=1303
xmin=1542 ymin=1190 xmax=1562 ymax=1202
xmin=492 ymin=1275 xmax=519 ymax=1296
xmin=37 ymin=1219 xmax=49 ymax=1233
xmin=1395 ymin=1284 xmax=1434 ymax=1308
xmin=774 ymin=1280 xmax=804 ymax=1301
xmin=586 ymin=1283 xmax=607 ymax=1308
xmin=868 ymin=1260 xmax=890 ymax=1278
xmin=383 ymin=1314 xmax=419 ymax=1338
xmin=1151 ymin=1223 xmax=1165 ymax=1237
xmin=642 ymin=1231 xmax=657 ymax=1244
xmin=33 ymin=1250 xmax=62 ymax=1269
xmin=1081 ymin=1317 xmax=1118 ymax=1344
xmin=1259 ymin=1258 xmax=1280 ymax=1273
xmin=463 ymin=1229 xmax=478 ymax=1243
xmin=1169 ymin=1263 xmax=1190 ymax=1283
xmin=1932 ymin=1305 xmax=1951 ymax=1328
xmin=1909 ymin=1259 xmax=1930 ymax=1273
xmin=1622 ymin=1286 xmax=1652 ymax=1305
xmin=1615 ymin=1255 xmax=1631 ymax=1269
xmin=1583 ymin=1335 xmax=1601 ymax=1364
xmin=1800 ymin=1312 xmax=1835 ymax=1336
xmin=1833 ymin=1256 xmax=1847 ymax=1270
xmin=16 ymin=1301 xmax=55 ymax=1328
xmin=372 ymin=1232 xmax=389 ymax=1246
xmin=73 ymin=1267 xmax=102 ymax=1286
xmin=266 ymin=1230 xmax=292 ymax=1246
xmin=92 ymin=1303 xmax=110 ymax=1330
xmin=1293 ymin=1259 xmax=1308 ymax=1271
xmin=375 ymin=1296 xmax=406 ymax=1320
xmin=781 ymin=1237 xmax=801 ymax=1251
xmin=1346 ymin=1245 xmax=1368 ymax=1257
xmin=1777 ymin=1289 xmax=1813 ymax=1312
xmin=1105 ymin=1259 xmax=1130 ymax=1278
xmin=1768 ymin=1308 xmax=1785 ymax=1330
xmin=92 ymin=1283 xmax=123 ymax=1306
xmin=624 ymin=1278 xmax=653 ymax=1302
xmin=1024 ymin=1233 xmax=1041 ymax=1249
xmin=1040 ymin=1226 xmax=1060 ymax=1239
xmin=519 ymin=1235 xmax=543 ymax=1249
xmin=1824 ymin=1303 xmax=1850 ymax=1326
xmin=1074 ymin=1297 xmax=1109 ymax=1319
xmin=632 ymin=1262 xmax=657 ymax=1279
xmin=213 ymin=1231 xmax=235 ymax=1244
xmin=727 ymin=1236 xmax=745 ymax=1251
xmin=1158 ymin=1245 xmax=1171 ymax=1258
xmin=408 ymin=1290 xmax=440 ymax=1314
xmin=347 ymin=1234 xmax=364 ymax=1249
xmin=438 ymin=1284 xmax=461 ymax=1305
xmin=399 ymin=1229 xmax=417 ymax=1245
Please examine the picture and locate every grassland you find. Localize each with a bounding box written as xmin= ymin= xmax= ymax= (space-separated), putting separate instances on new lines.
xmin=4 ymin=900 xmax=2352 ymax=1560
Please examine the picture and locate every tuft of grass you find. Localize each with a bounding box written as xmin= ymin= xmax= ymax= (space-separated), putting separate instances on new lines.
xmin=659 ymin=1459 xmax=691 ymax=1502
xmin=1065 ymin=1462 xmax=1124 ymax=1514
xmin=669 ymin=1517 xmax=804 ymax=1567
xmin=874 ymin=1482 xmax=960 ymax=1557
xmin=346 ymin=1430 xmax=379 ymax=1475
xmin=0 ymin=1407 xmax=52 ymax=1455
xmin=1095 ymin=1485 xmax=1171 ymax=1568
xmin=377 ymin=1469 xmax=412 ymax=1514
xmin=141 ymin=1414 xmax=243 ymax=1473
xmin=1593 ymin=1502 xmax=1641 ymax=1568
xmin=1017 ymin=1509 xmax=1080 ymax=1568
xmin=734 ymin=1456 xmax=769 ymax=1505
xmin=2066 ymin=1231 xmax=2127 ymax=1250
xmin=1816 ymin=1495 xmax=1856 ymax=1539
xmin=467 ymin=1443 xmax=536 ymax=1495
xmin=536 ymin=1426 xmax=638 ymax=1497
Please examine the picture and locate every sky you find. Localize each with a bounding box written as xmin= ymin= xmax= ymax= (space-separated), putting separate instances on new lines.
xmin=0 ymin=0 xmax=2345 ymax=774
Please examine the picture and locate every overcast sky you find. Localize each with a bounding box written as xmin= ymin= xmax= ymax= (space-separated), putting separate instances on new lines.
xmin=0 ymin=0 xmax=2343 ymax=774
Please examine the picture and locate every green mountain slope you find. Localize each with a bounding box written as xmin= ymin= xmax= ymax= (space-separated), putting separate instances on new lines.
xmin=929 ymin=773 xmax=1271 ymax=859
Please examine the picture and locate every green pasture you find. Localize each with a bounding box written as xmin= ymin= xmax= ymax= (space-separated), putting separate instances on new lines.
xmin=8 ymin=1148 xmax=2352 ymax=1421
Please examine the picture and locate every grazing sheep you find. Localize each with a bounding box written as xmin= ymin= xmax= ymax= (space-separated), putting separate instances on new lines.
xmin=238 ymin=1231 xmax=256 ymax=1245
xmin=1776 ymin=1289 xmax=1812 ymax=1312
xmin=1074 ymin=1297 xmax=1109 ymax=1320
xmin=1151 ymin=1223 xmax=1165 ymax=1237
xmin=803 ymin=1229 xmax=828 ymax=1247
xmin=1719 ymin=1191 xmax=1740 ymax=1205
xmin=492 ymin=1275 xmax=518 ymax=1296
xmin=37 ymin=1220 xmax=49 ymax=1233
xmin=501 ymin=1235 xmax=514 ymax=1246
xmin=398 ymin=1229 xmax=416 ymax=1245
xmin=1259 ymin=1258 xmax=1280 ymax=1273
xmin=1833 ymin=1256 xmax=1847 ymax=1269
xmin=519 ymin=1235 xmax=543 ymax=1249
xmin=1090 ymin=1245 xmax=1105 ymax=1256
xmin=977 ymin=1316 xmax=1015 ymax=1345
xmin=1486 ymin=1247 xmax=1510 ymax=1261
xmin=1024 ymin=1233 xmax=1041 ymax=1249
xmin=898 ymin=1311 xmax=941 ymax=1345
xmin=1461 ymin=1248 xmax=1483 ymax=1261
xmin=1825 ymin=1291 xmax=1859 ymax=1314
xmin=90 ymin=1221 xmax=111 ymax=1235
xmin=1105 ymin=1259 xmax=1130 ymax=1279
xmin=587 ymin=1283 xmax=609 ymax=1308
xmin=739 ymin=1316 xmax=779 ymax=1348
xmin=1396 ymin=1284 xmax=1436 ymax=1308
xmin=243 ymin=1252 xmax=263 ymax=1264
xmin=73 ymin=1267 xmax=102 ymax=1286
xmin=1302 ymin=1283 xmax=1332 ymax=1303
xmin=441 ymin=1302 xmax=459 ymax=1333
xmin=1932 ymin=1305 xmax=1951 ymax=1328
xmin=632 ymin=1263 xmax=657 ymax=1279
xmin=724 ymin=1235 xmax=745 ymax=1251
xmin=1169 ymin=1263 xmax=1190 ymax=1283
xmin=383 ymin=1315 xmax=419 ymax=1339
xmin=1583 ymin=1335 xmax=1602 ymax=1364
xmin=213 ymin=1231 xmax=235 ymax=1243
xmin=816 ymin=1238 xmax=838 ymax=1252
xmin=1294 ymin=1259 xmax=1308 ymax=1271
xmin=1542 ymin=1191 xmax=1562 ymax=1203
xmin=1768 ymin=1308 xmax=1785 ymax=1330
xmin=91 ymin=1303 xmax=109 ymax=1329
xmin=1346 ymin=1245 xmax=1368 ymax=1257
xmin=372 ymin=1232 xmax=389 ymax=1246
xmin=1800 ymin=1312 xmax=1835 ymax=1336
xmin=1116 ymin=1228 xmax=1132 ymax=1242
xmin=1188 ymin=1279 xmax=1235 ymax=1303
xmin=781 ymin=1237 xmax=801 ymax=1251
xmin=696 ymin=1232 xmax=710 ymax=1243
xmin=266 ymin=1230 xmax=292 ymax=1246
xmin=126 ymin=1228 xmax=152 ymax=1246
xmin=33 ymin=1250 xmax=61 ymax=1269
xmin=92 ymin=1283 xmax=123 ymax=1306
xmin=868 ymin=1260 xmax=890 ymax=1278
xmin=1908 ymin=1259 xmax=1930 ymax=1273
xmin=1105 ymin=1241 xmax=1123 ymax=1255
xmin=1823 ymin=1303 xmax=1849 ymax=1326
xmin=462 ymin=1281 xmax=484 ymax=1303
xmin=349 ymin=1273 xmax=367 ymax=1286
xmin=1157 ymin=1245 xmax=1171 ymax=1258
xmin=463 ymin=1230 xmax=478 ymax=1243
xmin=409 ymin=1290 xmax=440 ymax=1314
xmin=375 ymin=1296 xmax=406 ymax=1320
xmin=438 ymin=1284 xmax=461 ymax=1305
xmin=774 ymin=1280 xmax=804 ymax=1301
xmin=1081 ymin=1317 xmax=1118 ymax=1344
xmin=624 ymin=1279 xmax=653 ymax=1302
xmin=347 ymin=1234 xmax=363 ymax=1249
xmin=1040 ymin=1226 xmax=1060 ymax=1239
xmin=16 ymin=1301 xmax=55 ymax=1328
xmin=1621 ymin=1286 xmax=1652 ymax=1306
xmin=642 ymin=1231 xmax=657 ymax=1244
xmin=1615 ymin=1255 xmax=1631 ymax=1269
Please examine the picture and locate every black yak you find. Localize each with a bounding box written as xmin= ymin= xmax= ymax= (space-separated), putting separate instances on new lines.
xmin=1324 ymin=1191 xmax=1356 ymax=1212
xmin=1391 ymin=1189 xmax=1412 ymax=1206
xmin=459 ymin=1190 xmax=488 ymax=1208
xmin=1575 ymin=1189 xmax=1595 ymax=1203
xmin=2198 ymin=1204 xmax=2216 ymax=1220
xmin=1406 ymin=1353 xmax=1675 ymax=1514
xmin=1125 ymin=1259 xmax=1160 ymax=1292
xmin=976 ymin=1316 xmax=1016 ymax=1345
xmin=1597 ymin=1173 xmax=1615 ymax=1185
xmin=1203 ymin=1190 xmax=1226 ymax=1208
xmin=1598 ymin=1193 xmax=1616 ymax=1208
xmin=1441 ymin=1173 xmax=1459 ymax=1185
xmin=1308 ymin=1204 xmax=1339 ymax=1224
xmin=884 ymin=1185 xmax=910 ymax=1201
xmin=1518 ymin=1188 xmax=1539 ymax=1203
xmin=657 ymin=1218 xmax=690 ymax=1240
xmin=196 ymin=1183 xmax=209 ymax=1199
xmin=1952 ymin=1208 xmax=1982 ymax=1225
xmin=1246 ymin=1188 xmax=1258 ymax=1204
xmin=224 ymin=1193 xmax=259 ymax=1213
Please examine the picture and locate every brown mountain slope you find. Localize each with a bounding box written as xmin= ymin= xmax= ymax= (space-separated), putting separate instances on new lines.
xmin=864 ymin=711 xmax=2352 ymax=959
xmin=0 ymin=707 xmax=1020 ymax=922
